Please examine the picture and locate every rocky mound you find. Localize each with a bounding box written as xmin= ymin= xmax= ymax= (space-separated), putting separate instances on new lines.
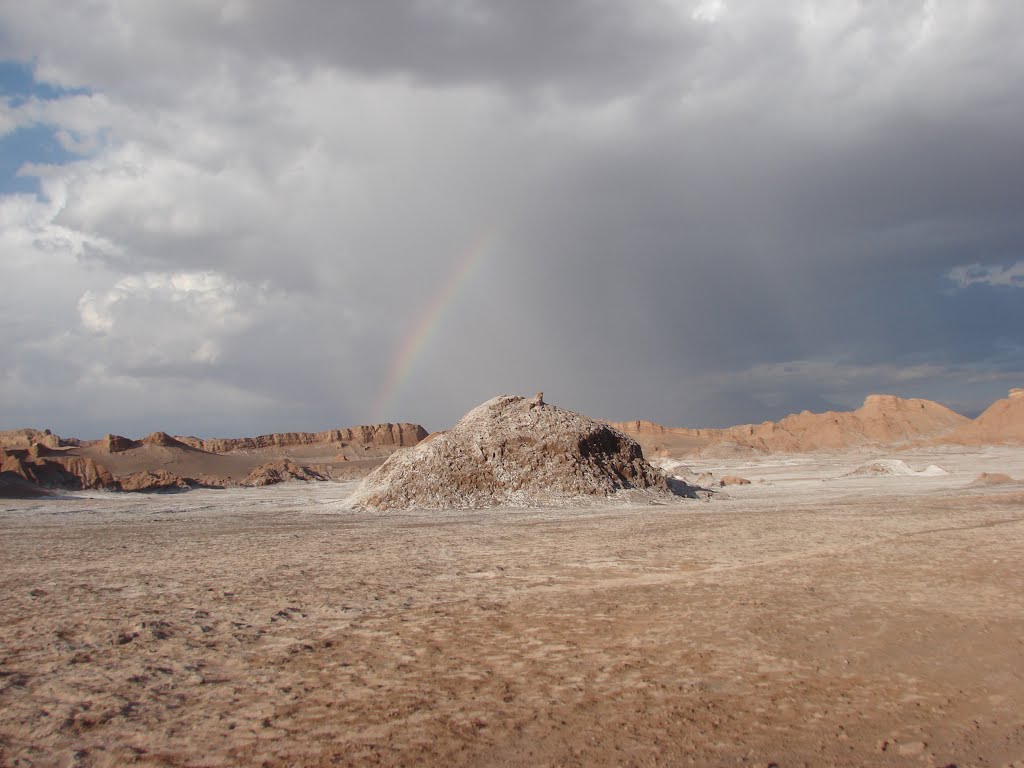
xmin=243 ymin=460 xmax=326 ymax=487
xmin=349 ymin=394 xmax=673 ymax=510
xmin=119 ymin=470 xmax=192 ymax=492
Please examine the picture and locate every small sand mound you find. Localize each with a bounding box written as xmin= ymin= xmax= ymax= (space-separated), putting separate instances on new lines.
xmin=846 ymin=459 xmax=948 ymax=477
xmin=719 ymin=475 xmax=751 ymax=487
xmin=349 ymin=394 xmax=674 ymax=510
xmin=968 ymin=472 xmax=1015 ymax=487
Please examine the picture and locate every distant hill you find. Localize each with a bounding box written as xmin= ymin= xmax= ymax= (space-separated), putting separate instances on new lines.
xmin=611 ymin=393 xmax=979 ymax=457
xmin=0 ymin=423 xmax=428 ymax=496
xmin=941 ymin=389 xmax=1024 ymax=445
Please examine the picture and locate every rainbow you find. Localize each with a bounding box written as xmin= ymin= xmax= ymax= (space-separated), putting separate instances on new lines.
xmin=371 ymin=235 xmax=491 ymax=423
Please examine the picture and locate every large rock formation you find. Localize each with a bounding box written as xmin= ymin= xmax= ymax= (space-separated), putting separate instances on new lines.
xmin=0 ymin=447 xmax=117 ymax=491
xmin=349 ymin=395 xmax=672 ymax=511
xmin=0 ymin=429 xmax=69 ymax=450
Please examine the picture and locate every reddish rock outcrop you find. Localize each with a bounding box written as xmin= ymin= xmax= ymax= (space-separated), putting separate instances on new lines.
xmin=0 ymin=449 xmax=30 ymax=479
xmin=0 ymin=429 xmax=67 ymax=450
xmin=142 ymin=432 xmax=191 ymax=449
xmin=2 ymin=449 xmax=118 ymax=491
xmin=243 ymin=460 xmax=326 ymax=487
xmin=119 ymin=470 xmax=191 ymax=492
xmin=101 ymin=434 xmax=140 ymax=453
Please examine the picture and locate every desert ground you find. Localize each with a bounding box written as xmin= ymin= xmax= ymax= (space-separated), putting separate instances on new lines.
xmin=2 ymin=446 xmax=1023 ymax=767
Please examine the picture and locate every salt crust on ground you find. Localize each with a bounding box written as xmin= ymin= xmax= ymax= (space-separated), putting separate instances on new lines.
xmin=2 ymin=447 xmax=1023 ymax=766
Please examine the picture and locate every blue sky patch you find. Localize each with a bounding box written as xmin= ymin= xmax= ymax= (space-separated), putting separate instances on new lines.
xmin=1 ymin=59 xmax=89 ymax=195
xmin=0 ymin=59 xmax=89 ymax=103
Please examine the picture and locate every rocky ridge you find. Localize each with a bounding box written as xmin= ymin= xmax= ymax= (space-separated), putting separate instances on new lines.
xmin=0 ymin=421 xmax=429 ymax=496
xmin=613 ymin=394 xmax=973 ymax=457
xmin=173 ymin=424 xmax=427 ymax=453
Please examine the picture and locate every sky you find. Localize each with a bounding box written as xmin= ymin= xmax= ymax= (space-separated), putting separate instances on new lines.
xmin=1 ymin=1 xmax=1023 ymax=438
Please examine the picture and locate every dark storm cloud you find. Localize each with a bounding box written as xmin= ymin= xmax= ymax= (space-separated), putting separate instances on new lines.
xmin=205 ymin=1 xmax=703 ymax=99
xmin=1 ymin=1 xmax=1023 ymax=435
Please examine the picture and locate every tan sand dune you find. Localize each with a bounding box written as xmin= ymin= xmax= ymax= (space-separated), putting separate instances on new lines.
xmin=944 ymin=388 xmax=1024 ymax=445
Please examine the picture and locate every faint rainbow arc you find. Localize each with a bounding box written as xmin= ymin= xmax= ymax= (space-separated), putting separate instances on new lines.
xmin=371 ymin=235 xmax=492 ymax=423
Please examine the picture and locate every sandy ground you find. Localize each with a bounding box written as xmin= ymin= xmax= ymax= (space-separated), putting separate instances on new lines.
xmin=2 ymin=447 xmax=1023 ymax=767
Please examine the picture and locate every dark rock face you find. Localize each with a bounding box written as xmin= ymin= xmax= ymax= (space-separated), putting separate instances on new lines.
xmin=0 ymin=471 xmax=51 ymax=498
xmin=350 ymin=395 xmax=672 ymax=511
xmin=0 ymin=448 xmax=117 ymax=491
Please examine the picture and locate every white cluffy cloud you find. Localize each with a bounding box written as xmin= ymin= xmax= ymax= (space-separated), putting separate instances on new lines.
xmin=78 ymin=271 xmax=262 ymax=365
xmin=947 ymin=261 xmax=1024 ymax=290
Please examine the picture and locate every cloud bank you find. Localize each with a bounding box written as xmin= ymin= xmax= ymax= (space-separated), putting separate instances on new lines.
xmin=1 ymin=1 xmax=1023 ymax=436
